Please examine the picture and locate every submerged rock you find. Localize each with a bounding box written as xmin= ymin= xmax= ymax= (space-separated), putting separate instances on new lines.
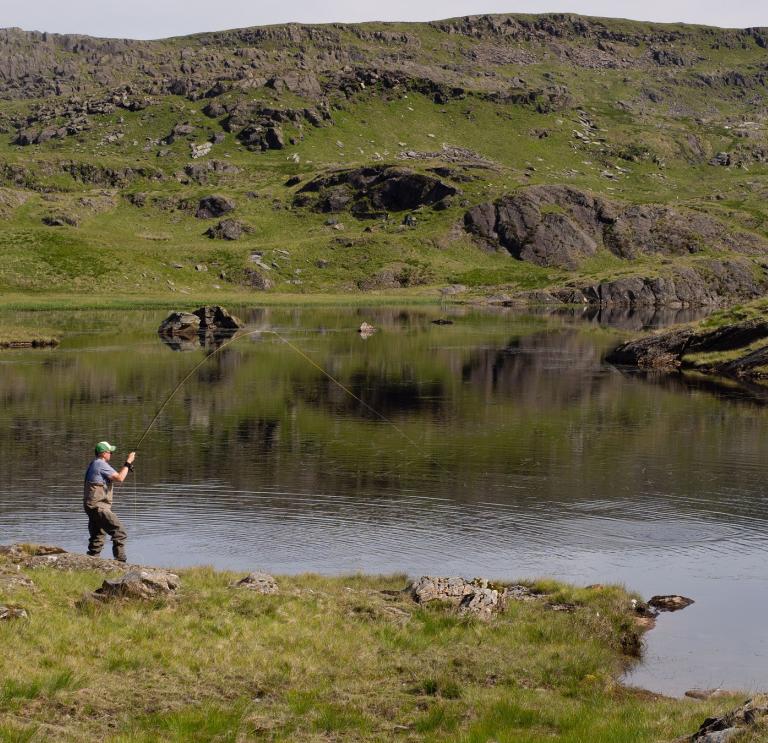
xmin=231 ymin=571 xmax=279 ymax=594
xmin=648 ymin=594 xmax=695 ymax=612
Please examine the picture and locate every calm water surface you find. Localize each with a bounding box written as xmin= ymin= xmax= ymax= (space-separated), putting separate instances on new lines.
xmin=1 ymin=304 xmax=767 ymax=696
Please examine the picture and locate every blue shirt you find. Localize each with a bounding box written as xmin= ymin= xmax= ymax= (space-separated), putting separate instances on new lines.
xmin=84 ymin=458 xmax=117 ymax=486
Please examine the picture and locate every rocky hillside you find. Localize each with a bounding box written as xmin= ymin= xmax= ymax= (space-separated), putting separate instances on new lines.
xmin=2 ymin=14 xmax=768 ymax=302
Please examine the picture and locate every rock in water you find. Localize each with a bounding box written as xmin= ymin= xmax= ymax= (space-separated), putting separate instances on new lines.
xmin=231 ymin=571 xmax=279 ymax=594
xmin=648 ymin=594 xmax=694 ymax=612
xmin=358 ymin=322 xmax=376 ymax=338
xmin=157 ymin=311 xmax=201 ymax=338
xmin=192 ymin=305 xmax=244 ymax=331
xmin=91 ymin=569 xmax=180 ymax=601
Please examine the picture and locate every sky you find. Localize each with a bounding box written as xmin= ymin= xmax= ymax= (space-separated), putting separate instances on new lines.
xmin=3 ymin=1 xmax=768 ymax=40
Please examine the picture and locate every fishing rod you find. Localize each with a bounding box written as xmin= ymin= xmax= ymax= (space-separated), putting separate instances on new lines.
xmin=133 ymin=328 xmax=421 ymax=453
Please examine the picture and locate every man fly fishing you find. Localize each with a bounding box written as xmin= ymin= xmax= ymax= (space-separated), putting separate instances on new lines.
xmin=83 ymin=442 xmax=136 ymax=562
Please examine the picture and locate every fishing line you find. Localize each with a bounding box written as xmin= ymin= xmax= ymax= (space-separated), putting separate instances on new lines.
xmin=134 ymin=328 xmax=423 ymax=453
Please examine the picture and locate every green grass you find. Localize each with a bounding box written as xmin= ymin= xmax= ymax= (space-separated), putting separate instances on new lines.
xmin=0 ymin=559 xmax=746 ymax=742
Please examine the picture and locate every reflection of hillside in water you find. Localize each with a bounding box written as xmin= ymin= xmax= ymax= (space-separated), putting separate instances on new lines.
xmin=461 ymin=330 xmax=608 ymax=407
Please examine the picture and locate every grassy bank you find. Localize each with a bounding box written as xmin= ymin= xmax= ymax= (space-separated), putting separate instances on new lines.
xmin=0 ymin=324 xmax=58 ymax=348
xmin=0 ymin=556 xmax=745 ymax=742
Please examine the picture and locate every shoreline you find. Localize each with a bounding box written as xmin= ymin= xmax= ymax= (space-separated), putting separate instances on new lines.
xmin=1 ymin=542 xmax=757 ymax=741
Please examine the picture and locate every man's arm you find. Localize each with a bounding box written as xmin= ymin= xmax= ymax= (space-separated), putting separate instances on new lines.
xmin=108 ymin=451 xmax=136 ymax=484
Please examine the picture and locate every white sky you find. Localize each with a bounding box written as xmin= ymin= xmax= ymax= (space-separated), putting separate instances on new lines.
xmin=3 ymin=1 xmax=768 ymax=40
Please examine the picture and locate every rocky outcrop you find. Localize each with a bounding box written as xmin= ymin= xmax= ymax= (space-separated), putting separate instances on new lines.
xmin=205 ymin=219 xmax=247 ymax=240
xmin=88 ymin=569 xmax=180 ymax=602
xmin=677 ymin=694 xmax=768 ymax=742
xmin=464 ymin=185 xmax=768 ymax=270
xmin=195 ymin=194 xmax=235 ymax=219
xmin=295 ymin=166 xmax=458 ymax=217
xmin=607 ymin=317 xmax=768 ymax=380
xmin=231 ymin=572 xmax=279 ymax=594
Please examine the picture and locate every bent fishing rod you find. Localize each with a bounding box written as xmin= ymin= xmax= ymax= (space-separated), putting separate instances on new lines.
xmin=133 ymin=328 xmax=421 ymax=453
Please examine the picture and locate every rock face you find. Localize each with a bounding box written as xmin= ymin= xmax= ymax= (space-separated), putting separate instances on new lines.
xmin=91 ymin=569 xmax=180 ymax=601
xmin=464 ymin=184 xmax=768 ymax=271
xmin=195 ymin=194 xmax=235 ymax=219
xmin=231 ymin=571 xmax=279 ymax=594
xmin=295 ymin=166 xmax=458 ymax=217
xmin=679 ymin=694 xmax=768 ymax=742
xmin=607 ymin=318 xmax=768 ymax=380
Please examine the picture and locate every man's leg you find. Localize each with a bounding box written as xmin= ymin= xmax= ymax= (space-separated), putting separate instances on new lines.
xmin=101 ymin=509 xmax=128 ymax=562
xmin=86 ymin=508 xmax=107 ymax=556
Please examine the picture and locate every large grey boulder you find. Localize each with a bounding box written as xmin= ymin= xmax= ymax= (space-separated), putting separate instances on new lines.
xmin=0 ymin=605 xmax=28 ymax=620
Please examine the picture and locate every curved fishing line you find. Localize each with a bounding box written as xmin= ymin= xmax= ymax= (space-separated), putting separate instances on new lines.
xmin=134 ymin=328 xmax=422 ymax=452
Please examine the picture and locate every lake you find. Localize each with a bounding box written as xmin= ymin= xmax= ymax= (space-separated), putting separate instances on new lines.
xmin=1 ymin=304 xmax=766 ymax=696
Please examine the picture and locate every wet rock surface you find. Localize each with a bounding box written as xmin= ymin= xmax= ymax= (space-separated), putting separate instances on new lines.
xmin=231 ymin=571 xmax=279 ymax=594
xmin=649 ymin=595 xmax=695 ymax=612
xmin=607 ymin=318 xmax=768 ymax=381
xmin=158 ymin=305 xmax=244 ymax=342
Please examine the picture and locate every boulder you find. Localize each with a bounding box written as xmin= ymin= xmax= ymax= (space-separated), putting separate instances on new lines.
xmin=231 ymin=571 xmax=279 ymax=594
xmin=157 ymin=311 xmax=201 ymax=339
xmin=42 ymin=213 xmax=79 ymax=227
xmin=648 ymin=594 xmax=694 ymax=612
xmin=205 ymin=219 xmax=245 ymax=240
xmin=244 ymin=268 xmax=273 ymax=291
xmin=91 ymin=569 xmax=180 ymax=601
xmin=195 ymin=194 xmax=235 ymax=219
xmin=0 ymin=605 xmax=28 ymax=621
xmin=358 ymin=322 xmax=377 ymax=338
xmin=192 ymin=305 xmax=243 ymax=331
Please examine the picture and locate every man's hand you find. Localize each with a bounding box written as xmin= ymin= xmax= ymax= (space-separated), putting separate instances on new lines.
xmin=126 ymin=451 xmax=136 ymax=464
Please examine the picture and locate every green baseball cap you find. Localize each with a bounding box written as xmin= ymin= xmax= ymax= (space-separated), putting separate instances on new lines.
xmin=95 ymin=441 xmax=117 ymax=455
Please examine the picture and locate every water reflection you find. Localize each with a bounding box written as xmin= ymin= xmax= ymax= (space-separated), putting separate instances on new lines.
xmin=0 ymin=305 xmax=767 ymax=696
